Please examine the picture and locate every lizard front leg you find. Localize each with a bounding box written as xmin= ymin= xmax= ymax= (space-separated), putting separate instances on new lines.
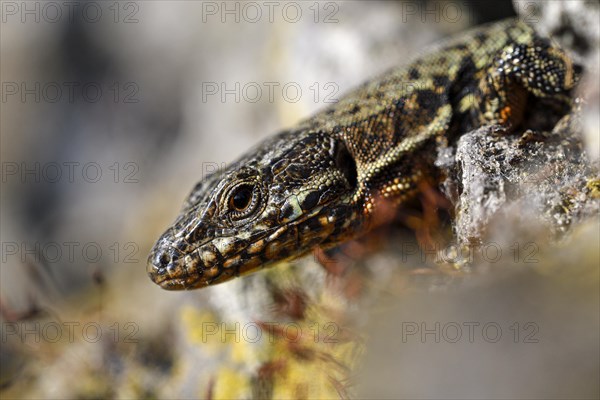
xmin=479 ymin=39 xmax=579 ymax=130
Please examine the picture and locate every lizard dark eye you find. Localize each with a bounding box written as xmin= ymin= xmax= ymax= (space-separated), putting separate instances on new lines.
xmin=223 ymin=180 xmax=264 ymax=224
xmin=230 ymin=186 xmax=253 ymax=211
xmin=226 ymin=183 xmax=261 ymax=223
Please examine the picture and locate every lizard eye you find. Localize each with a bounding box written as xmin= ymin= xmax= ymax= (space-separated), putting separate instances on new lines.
xmin=226 ymin=183 xmax=261 ymax=221
xmin=230 ymin=185 xmax=253 ymax=211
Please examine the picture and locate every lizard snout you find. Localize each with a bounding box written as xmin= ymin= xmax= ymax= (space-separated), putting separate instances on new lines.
xmin=147 ymin=235 xmax=191 ymax=290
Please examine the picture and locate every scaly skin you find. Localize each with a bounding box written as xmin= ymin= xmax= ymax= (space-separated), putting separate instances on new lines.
xmin=147 ymin=18 xmax=578 ymax=290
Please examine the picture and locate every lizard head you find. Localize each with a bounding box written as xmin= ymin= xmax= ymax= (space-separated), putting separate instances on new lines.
xmin=147 ymin=129 xmax=363 ymax=290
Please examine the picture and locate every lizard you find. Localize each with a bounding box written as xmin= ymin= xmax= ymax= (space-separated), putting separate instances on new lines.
xmin=147 ymin=18 xmax=579 ymax=290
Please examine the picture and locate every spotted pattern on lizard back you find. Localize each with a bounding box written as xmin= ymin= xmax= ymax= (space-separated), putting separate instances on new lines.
xmin=148 ymin=18 xmax=579 ymax=290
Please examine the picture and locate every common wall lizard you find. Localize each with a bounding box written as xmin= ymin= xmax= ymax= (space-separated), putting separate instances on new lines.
xmin=148 ymin=18 xmax=578 ymax=290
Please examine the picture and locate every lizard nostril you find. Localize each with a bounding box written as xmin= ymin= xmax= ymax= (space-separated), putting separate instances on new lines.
xmin=148 ymin=250 xmax=174 ymax=277
xmin=158 ymin=252 xmax=171 ymax=267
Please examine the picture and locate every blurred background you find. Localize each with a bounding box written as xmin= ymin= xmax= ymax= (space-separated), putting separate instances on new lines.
xmin=1 ymin=1 xmax=598 ymax=399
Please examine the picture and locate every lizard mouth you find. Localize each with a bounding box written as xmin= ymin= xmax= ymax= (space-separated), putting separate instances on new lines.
xmin=147 ymin=241 xmax=261 ymax=290
xmin=152 ymin=276 xmax=209 ymax=291
xmin=147 ymin=202 xmax=342 ymax=290
xmin=148 ymin=237 xmax=253 ymax=290
xmin=147 ymin=226 xmax=298 ymax=290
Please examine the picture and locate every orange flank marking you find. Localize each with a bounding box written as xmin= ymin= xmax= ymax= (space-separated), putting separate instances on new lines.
xmin=500 ymin=106 xmax=511 ymax=123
